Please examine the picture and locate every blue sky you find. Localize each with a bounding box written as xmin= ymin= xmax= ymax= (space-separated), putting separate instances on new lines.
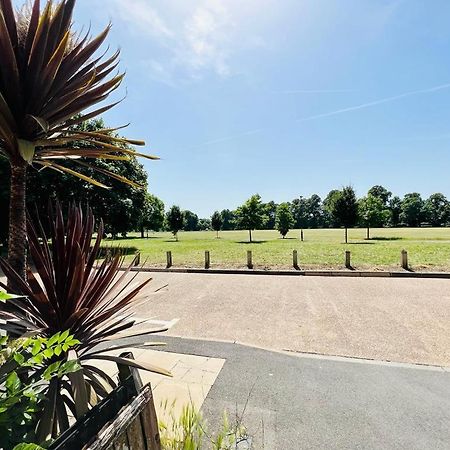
xmin=40 ymin=1 xmax=450 ymax=215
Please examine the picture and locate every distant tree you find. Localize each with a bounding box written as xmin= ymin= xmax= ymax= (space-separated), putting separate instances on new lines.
xmin=307 ymin=194 xmax=323 ymax=228
xmin=358 ymin=195 xmax=390 ymax=239
xmin=166 ymin=206 xmax=185 ymax=241
xmin=235 ymin=194 xmax=268 ymax=242
xmin=275 ymin=203 xmax=294 ymax=238
xmin=388 ymin=196 xmax=402 ymax=227
xmin=423 ymin=193 xmax=449 ymax=226
xmin=330 ymin=186 xmax=358 ymax=243
xmin=183 ymin=210 xmax=199 ymax=231
xmin=211 ymin=211 xmax=223 ymax=238
xmin=198 ymin=218 xmax=211 ymax=231
xmin=400 ymin=193 xmax=424 ymax=227
xmin=323 ymin=190 xmax=342 ymax=228
xmin=263 ymin=201 xmax=278 ymax=229
xmin=368 ymin=185 xmax=392 ymax=206
xmin=291 ymin=197 xmax=309 ymax=229
xmin=139 ymin=194 xmax=165 ymax=237
xmin=220 ymin=209 xmax=236 ymax=230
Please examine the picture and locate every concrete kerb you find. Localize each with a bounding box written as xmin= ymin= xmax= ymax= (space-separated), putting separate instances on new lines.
xmin=129 ymin=266 xmax=450 ymax=279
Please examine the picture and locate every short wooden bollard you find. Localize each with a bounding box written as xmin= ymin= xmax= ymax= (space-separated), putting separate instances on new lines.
xmin=166 ymin=251 xmax=172 ymax=268
xmin=345 ymin=251 xmax=351 ymax=269
xmin=293 ymin=250 xmax=299 ymax=268
xmin=205 ymin=251 xmax=210 ymax=269
xmin=401 ymin=250 xmax=408 ymax=270
xmin=247 ymin=250 xmax=253 ymax=269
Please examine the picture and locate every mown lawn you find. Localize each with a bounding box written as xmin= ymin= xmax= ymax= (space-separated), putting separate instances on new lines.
xmin=105 ymin=227 xmax=450 ymax=271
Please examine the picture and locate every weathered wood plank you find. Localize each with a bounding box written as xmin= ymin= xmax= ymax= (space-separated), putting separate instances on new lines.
xmin=113 ymin=432 xmax=129 ymax=450
xmin=84 ymin=385 xmax=152 ymax=450
xmin=126 ymin=416 xmax=145 ymax=450
xmin=140 ymin=398 xmax=161 ymax=450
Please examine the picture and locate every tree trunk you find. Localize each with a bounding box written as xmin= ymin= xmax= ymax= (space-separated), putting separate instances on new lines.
xmin=366 ymin=226 xmax=370 ymax=240
xmin=345 ymin=227 xmax=348 ymax=244
xmin=216 ymin=230 xmax=219 ymax=238
xmin=140 ymin=226 xmax=144 ymax=238
xmin=249 ymin=229 xmax=252 ymax=243
xmin=7 ymin=160 xmax=28 ymax=282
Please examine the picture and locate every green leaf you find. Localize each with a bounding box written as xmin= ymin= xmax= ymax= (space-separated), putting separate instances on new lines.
xmin=31 ymin=340 xmax=41 ymax=356
xmin=54 ymin=344 xmax=62 ymax=356
xmin=13 ymin=444 xmax=45 ymax=450
xmin=47 ymin=333 xmax=60 ymax=347
xmin=0 ymin=291 xmax=21 ymax=302
xmin=13 ymin=353 xmax=25 ymax=365
xmin=59 ymin=360 xmax=81 ymax=375
xmin=58 ymin=330 xmax=70 ymax=343
xmin=43 ymin=348 xmax=54 ymax=359
xmin=6 ymin=372 xmax=21 ymax=393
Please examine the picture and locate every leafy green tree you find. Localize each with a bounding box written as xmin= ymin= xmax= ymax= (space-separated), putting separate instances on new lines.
xmin=358 ymin=195 xmax=390 ymax=239
xmin=166 ymin=206 xmax=185 ymax=241
xmin=263 ymin=201 xmax=278 ymax=229
xmin=139 ymin=194 xmax=165 ymax=237
xmin=306 ymin=194 xmax=323 ymax=228
xmin=400 ymin=193 xmax=424 ymax=227
xmin=388 ymin=196 xmax=402 ymax=227
xmin=330 ymin=186 xmax=358 ymax=243
xmin=198 ymin=218 xmax=211 ymax=231
xmin=291 ymin=197 xmax=309 ymax=229
xmin=423 ymin=193 xmax=449 ymax=227
xmin=220 ymin=209 xmax=236 ymax=230
xmin=235 ymin=194 xmax=268 ymax=242
xmin=211 ymin=211 xmax=223 ymax=238
xmin=275 ymin=203 xmax=294 ymax=238
xmin=323 ymin=190 xmax=342 ymax=227
xmin=183 ymin=210 xmax=199 ymax=231
xmin=368 ymin=185 xmax=392 ymax=206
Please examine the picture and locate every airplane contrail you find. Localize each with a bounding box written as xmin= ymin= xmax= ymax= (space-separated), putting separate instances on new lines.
xmin=189 ymin=82 xmax=450 ymax=150
xmin=295 ymin=82 xmax=450 ymax=123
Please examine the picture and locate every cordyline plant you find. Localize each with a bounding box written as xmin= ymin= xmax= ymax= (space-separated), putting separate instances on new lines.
xmin=0 ymin=204 xmax=170 ymax=442
xmin=0 ymin=0 xmax=157 ymax=279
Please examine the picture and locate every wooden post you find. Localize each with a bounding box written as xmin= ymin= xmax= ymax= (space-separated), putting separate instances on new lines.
xmin=300 ymin=229 xmax=304 ymax=242
xmin=166 ymin=251 xmax=172 ymax=268
xmin=118 ymin=352 xmax=143 ymax=393
xmin=345 ymin=250 xmax=351 ymax=269
xmin=205 ymin=251 xmax=210 ymax=269
xmin=401 ymin=250 xmax=408 ymax=270
xmin=293 ymin=250 xmax=298 ymax=269
xmin=247 ymin=250 xmax=253 ymax=269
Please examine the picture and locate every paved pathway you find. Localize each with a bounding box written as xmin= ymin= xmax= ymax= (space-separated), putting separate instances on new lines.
xmin=134 ymin=272 xmax=450 ymax=367
xmin=123 ymin=336 xmax=450 ymax=450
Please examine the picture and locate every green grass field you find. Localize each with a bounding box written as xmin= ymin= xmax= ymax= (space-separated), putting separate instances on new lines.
xmin=105 ymin=227 xmax=450 ymax=271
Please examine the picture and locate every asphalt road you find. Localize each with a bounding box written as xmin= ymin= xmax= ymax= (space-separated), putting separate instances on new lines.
xmin=134 ymin=272 xmax=450 ymax=367
xmin=126 ymin=336 xmax=450 ymax=450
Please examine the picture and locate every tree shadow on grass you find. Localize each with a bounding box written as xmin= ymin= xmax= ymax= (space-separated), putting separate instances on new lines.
xmin=105 ymin=236 xmax=159 ymax=241
xmin=369 ymin=236 xmax=403 ymax=241
xmin=236 ymin=240 xmax=267 ymax=244
xmin=346 ymin=242 xmax=376 ymax=245
xmin=98 ymin=246 xmax=139 ymax=258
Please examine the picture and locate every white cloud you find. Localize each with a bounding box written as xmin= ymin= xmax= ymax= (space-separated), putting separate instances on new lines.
xmin=108 ymin=0 xmax=261 ymax=83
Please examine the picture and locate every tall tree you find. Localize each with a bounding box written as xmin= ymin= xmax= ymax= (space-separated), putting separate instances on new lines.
xmin=291 ymin=197 xmax=309 ymax=229
xmin=220 ymin=209 xmax=236 ymax=230
xmin=330 ymin=186 xmax=358 ymax=243
xmin=358 ymin=194 xmax=389 ymax=239
xmin=323 ymin=190 xmax=342 ymax=227
xmin=0 ymin=0 xmax=156 ymax=279
xmin=275 ymin=202 xmax=294 ymax=238
xmin=166 ymin=205 xmax=184 ymax=241
xmin=368 ymin=185 xmax=392 ymax=206
xmin=306 ymin=194 xmax=323 ymax=228
xmin=423 ymin=193 xmax=449 ymax=227
xmin=235 ymin=194 xmax=268 ymax=242
xmin=211 ymin=211 xmax=223 ymax=238
xmin=263 ymin=200 xmax=278 ymax=229
xmin=183 ymin=210 xmax=199 ymax=231
xmin=400 ymin=193 xmax=424 ymax=227
xmin=388 ymin=196 xmax=402 ymax=227
xmin=139 ymin=194 xmax=165 ymax=237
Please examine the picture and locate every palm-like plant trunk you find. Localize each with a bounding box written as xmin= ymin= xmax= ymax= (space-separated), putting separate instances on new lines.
xmin=7 ymin=160 xmax=27 ymax=282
